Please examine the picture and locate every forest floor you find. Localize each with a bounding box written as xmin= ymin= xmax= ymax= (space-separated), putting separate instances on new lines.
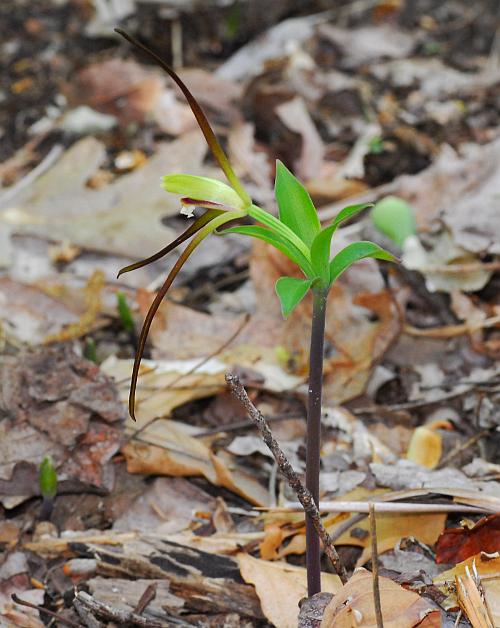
xmin=1 ymin=1 xmax=500 ymax=626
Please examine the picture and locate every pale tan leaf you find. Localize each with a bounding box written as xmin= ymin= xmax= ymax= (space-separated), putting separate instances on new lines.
xmin=406 ymin=426 xmax=442 ymax=469
xmin=321 ymin=568 xmax=437 ymax=627
xmin=122 ymin=419 xmax=270 ymax=506
xmin=331 ymin=511 xmax=446 ymax=565
xmin=237 ymin=553 xmax=341 ymax=628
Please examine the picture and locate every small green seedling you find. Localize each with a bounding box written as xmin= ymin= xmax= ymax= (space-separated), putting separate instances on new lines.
xmin=371 ymin=195 xmax=416 ymax=247
xmin=116 ymin=291 xmax=135 ymax=333
xmin=39 ymin=456 xmax=57 ymax=521
xmin=368 ymin=136 xmax=385 ymax=155
xmin=85 ymin=336 xmax=98 ymax=363
xmin=116 ymin=29 xmax=396 ymax=597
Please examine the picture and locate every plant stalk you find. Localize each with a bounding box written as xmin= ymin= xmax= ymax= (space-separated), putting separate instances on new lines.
xmin=306 ymin=288 xmax=327 ymax=596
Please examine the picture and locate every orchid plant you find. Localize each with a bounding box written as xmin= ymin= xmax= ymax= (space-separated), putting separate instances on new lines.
xmin=116 ymin=28 xmax=395 ymax=596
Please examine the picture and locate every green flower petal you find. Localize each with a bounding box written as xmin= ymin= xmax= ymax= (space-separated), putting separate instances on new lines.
xmin=162 ymin=175 xmax=246 ymax=209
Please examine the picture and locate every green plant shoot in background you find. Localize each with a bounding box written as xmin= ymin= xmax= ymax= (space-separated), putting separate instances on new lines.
xmin=116 ymin=29 xmax=396 ymax=597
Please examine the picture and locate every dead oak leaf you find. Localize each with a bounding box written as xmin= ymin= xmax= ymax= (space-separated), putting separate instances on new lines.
xmin=237 ymin=553 xmax=341 ymax=628
xmin=321 ymin=568 xmax=438 ymax=627
xmin=436 ymin=514 xmax=500 ymax=565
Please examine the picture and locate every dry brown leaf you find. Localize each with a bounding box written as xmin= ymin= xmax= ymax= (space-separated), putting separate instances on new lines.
xmin=138 ymin=297 xmax=248 ymax=362
xmin=0 ymin=133 xmax=209 ymax=260
xmin=228 ymin=121 xmax=272 ymax=194
xmin=275 ymin=96 xmax=325 ymax=181
xmin=0 ymin=277 xmax=81 ymax=344
xmin=269 ymin=508 xmax=445 ymax=565
xmin=386 ymin=139 xmax=500 ymax=254
xmin=259 ymin=524 xmax=285 ymax=560
xmin=164 ymin=530 xmax=262 ymax=556
xmin=237 ymin=553 xmax=341 ymax=628
xmin=307 ymin=166 xmax=369 ymax=204
xmin=406 ymin=426 xmax=442 ymax=469
xmin=435 ymin=553 xmax=500 ymax=586
xmin=100 ymin=356 xmax=226 ymax=426
xmin=321 ymin=568 xmax=438 ymax=627
xmin=331 ymin=511 xmax=447 ymax=565
xmin=433 ymin=553 xmax=500 ymax=624
xmin=43 ymin=270 xmax=105 ymax=343
xmin=483 ymin=577 xmax=500 ymax=627
xmin=122 ymin=419 xmax=270 ymax=506
xmin=69 ymin=58 xmax=163 ymax=125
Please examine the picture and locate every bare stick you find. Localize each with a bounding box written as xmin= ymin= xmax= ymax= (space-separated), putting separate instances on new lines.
xmin=11 ymin=594 xmax=80 ymax=628
xmin=226 ymin=373 xmax=348 ymax=584
xmin=369 ymin=504 xmax=384 ymax=628
xmin=75 ymin=591 xmax=164 ymax=628
xmin=281 ymin=501 xmax=489 ymax=514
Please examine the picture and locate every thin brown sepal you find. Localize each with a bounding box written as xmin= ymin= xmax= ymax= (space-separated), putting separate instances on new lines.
xmin=127 ymin=209 xmax=244 ymax=419
xmin=127 ymin=234 xmax=204 ymax=420
xmin=114 ymin=28 xmax=250 ymax=207
xmin=117 ymin=208 xmax=223 ymax=278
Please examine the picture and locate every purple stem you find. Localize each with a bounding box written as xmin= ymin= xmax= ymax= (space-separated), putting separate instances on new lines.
xmin=305 ymin=288 xmax=327 ymax=596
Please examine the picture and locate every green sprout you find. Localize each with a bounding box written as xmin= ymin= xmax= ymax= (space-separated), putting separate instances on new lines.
xmin=368 ymin=135 xmax=385 ymax=155
xmin=39 ymin=456 xmax=57 ymax=521
xmin=116 ymin=291 xmax=135 ymax=333
xmin=371 ymin=195 xmax=416 ymax=247
xmin=116 ymin=29 xmax=396 ymax=596
xmin=84 ymin=336 xmax=98 ymax=363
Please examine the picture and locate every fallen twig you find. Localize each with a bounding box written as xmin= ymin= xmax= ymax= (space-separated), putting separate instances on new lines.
xmin=133 ymin=582 xmax=157 ymax=615
xmin=279 ymin=501 xmax=489 ymax=514
xmin=369 ymin=504 xmax=384 ymax=628
xmin=11 ymin=594 xmax=81 ymax=628
xmin=75 ymin=591 xmax=165 ymax=627
xmin=226 ymin=372 xmax=348 ymax=584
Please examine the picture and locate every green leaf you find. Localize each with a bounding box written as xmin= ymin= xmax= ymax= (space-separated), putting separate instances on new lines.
xmin=371 ymin=196 xmax=416 ymax=247
xmin=163 ymin=175 xmax=245 ymax=209
xmin=247 ymin=204 xmax=311 ymax=261
xmin=330 ymin=203 xmax=374 ymax=231
xmin=310 ymin=203 xmax=374 ymax=284
xmin=39 ymin=456 xmax=57 ymax=500
xmin=330 ymin=241 xmax=396 ymax=284
xmin=310 ymin=227 xmax=335 ymax=285
xmin=274 ymin=161 xmax=321 ymax=247
xmin=116 ymin=292 xmax=135 ymax=333
xmin=218 ymin=225 xmax=313 ymax=275
xmin=275 ymin=276 xmax=313 ymax=318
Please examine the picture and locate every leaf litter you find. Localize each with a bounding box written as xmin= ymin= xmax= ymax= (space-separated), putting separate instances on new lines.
xmin=1 ymin=1 xmax=500 ymax=625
